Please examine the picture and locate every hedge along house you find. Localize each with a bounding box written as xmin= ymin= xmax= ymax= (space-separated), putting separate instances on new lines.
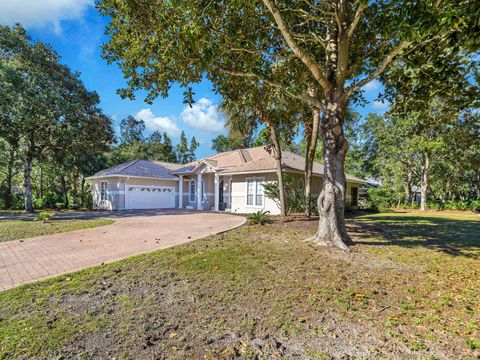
xmin=87 ymin=146 xmax=366 ymax=214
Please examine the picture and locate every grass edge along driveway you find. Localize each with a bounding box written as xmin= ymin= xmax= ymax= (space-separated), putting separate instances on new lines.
xmin=0 ymin=218 xmax=116 ymax=242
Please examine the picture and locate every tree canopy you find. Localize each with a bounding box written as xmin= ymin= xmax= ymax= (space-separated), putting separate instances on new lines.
xmin=98 ymin=0 xmax=479 ymax=248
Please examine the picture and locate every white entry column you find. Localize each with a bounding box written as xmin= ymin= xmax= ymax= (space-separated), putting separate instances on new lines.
xmin=214 ymin=173 xmax=219 ymax=211
xmin=178 ymin=175 xmax=183 ymax=209
xmin=196 ymin=173 xmax=203 ymax=210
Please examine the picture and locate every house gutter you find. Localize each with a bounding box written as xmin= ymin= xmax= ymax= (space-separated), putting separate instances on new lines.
xmin=85 ymin=175 xmax=179 ymax=181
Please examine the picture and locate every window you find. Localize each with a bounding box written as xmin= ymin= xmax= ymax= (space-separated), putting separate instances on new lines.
xmin=351 ymin=187 xmax=358 ymax=207
xmin=189 ymin=180 xmax=196 ymax=202
xmin=100 ymin=181 xmax=108 ymax=201
xmin=297 ymin=178 xmax=305 ymax=191
xmin=246 ymin=178 xmax=263 ymax=206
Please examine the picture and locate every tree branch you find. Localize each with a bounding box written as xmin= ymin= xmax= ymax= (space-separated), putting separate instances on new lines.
xmin=261 ymin=0 xmax=331 ymax=92
xmin=347 ymin=2 xmax=368 ymax=39
xmin=344 ymin=41 xmax=410 ymax=100
xmin=219 ymin=68 xmax=323 ymax=109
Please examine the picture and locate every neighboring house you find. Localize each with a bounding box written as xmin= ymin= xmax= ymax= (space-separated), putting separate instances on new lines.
xmin=87 ymin=146 xmax=367 ymax=214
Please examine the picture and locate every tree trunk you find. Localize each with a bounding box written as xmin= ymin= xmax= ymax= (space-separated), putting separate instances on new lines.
xmin=311 ymin=100 xmax=352 ymax=250
xmin=81 ymin=177 xmax=86 ymax=207
xmin=445 ymin=177 xmax=451 ymax=201
xmin=264 ymin=115 xmax=286 ymax=216
xmin=420 ymin=154 xmax=430 ymax=211
xmin=72 ymin=172 xmax=79 ymax=194
xmin=60 ymin=175 xmax=69 ymax=208
xmin=39 ymin=159 xmax=44 ymax=198
xmin=4 ymin=147 xmax=16 ymax=209
xmin=403 ymin=167 xmax=413 ymax=204
xmin=304 ymin=109 xmax=320 ymax=217
xmin=24 ymin=152 xmax=34 ymax=213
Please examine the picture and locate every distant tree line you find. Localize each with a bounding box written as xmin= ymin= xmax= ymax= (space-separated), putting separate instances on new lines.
xmin=0 ymin=25 xmax=198 ymax=211
xmin=112 ymin=115 xmax=199 ymax=165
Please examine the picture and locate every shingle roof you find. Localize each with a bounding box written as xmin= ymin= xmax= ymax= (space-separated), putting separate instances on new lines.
xmin=90 ymin=160 xmax=179 ymax=180
xmin=212 ymin=147 xmax=367 ymax=183
xmin=91 ymin=147 xmax=367 ymax=184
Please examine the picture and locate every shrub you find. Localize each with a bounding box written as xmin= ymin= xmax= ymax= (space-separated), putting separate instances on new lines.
xmin=248 ymin=210 xmax=270 ymax=225
xmin=34 ymin=192 xmax=63 ymax=209
xmin=35 ymin=211 xmax=55 ymax=223
xmin=263 ymin=175 xmax=314 ymax=214
xmin=80 ymin=190 xmax=93 ymax=210
xmin=427 ymin=200 xmax=480 ymax=212
xmin=471 ymin=200 xmax=480 ymax=212
xmin=366 ymin=187 xmax=398 ymax=211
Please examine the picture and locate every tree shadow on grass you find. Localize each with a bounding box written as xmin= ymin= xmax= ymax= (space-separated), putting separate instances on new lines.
xmin=347 ymin=215 xmax=480 ymax=258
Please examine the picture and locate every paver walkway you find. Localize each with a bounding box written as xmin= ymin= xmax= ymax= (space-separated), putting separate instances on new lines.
xmin=0 ymin=210 xmax=245 ymax=291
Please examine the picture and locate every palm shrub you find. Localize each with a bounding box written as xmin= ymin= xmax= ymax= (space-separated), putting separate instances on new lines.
xmin=248 ymin=210 xmax=270 ymax=225
xmin=35 ymin=211 xmax=55 ymax=223
xmin=427 ymin=200 xmax=480 ymax=212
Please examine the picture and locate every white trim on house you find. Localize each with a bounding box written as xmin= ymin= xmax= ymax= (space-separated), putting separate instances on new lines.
xmin=220 ymin=169 xmax=276 ymax=176
xmin=279 ymin=168 xmax=368 ymax=185
xmin=245 ymin=176 xmax=265 ymax=208
xmin=86 ymin=174 xmax=178 ymax=181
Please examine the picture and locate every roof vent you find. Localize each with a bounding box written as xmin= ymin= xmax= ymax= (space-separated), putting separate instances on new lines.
xmin=239 ymin=149 xmax=252 ymax=163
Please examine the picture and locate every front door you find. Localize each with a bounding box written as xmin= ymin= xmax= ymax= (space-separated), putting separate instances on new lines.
xmin=219 ymin=180 xmax=224 ymax=209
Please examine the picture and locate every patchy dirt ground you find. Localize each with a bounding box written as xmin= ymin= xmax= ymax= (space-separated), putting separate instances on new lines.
xmin=0 ymin=211 xmax=479 ymax=359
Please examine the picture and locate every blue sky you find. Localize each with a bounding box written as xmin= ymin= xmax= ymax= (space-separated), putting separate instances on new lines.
xmin=0 ymin=1 xmax=388 ymax=158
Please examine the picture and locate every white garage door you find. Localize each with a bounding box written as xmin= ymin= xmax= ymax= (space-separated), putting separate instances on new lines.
xmin=126 ymin=185 xmax=175 ymax=209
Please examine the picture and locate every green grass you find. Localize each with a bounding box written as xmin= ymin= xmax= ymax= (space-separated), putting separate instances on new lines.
xmin=0 ymin=209 xmax=24 ymax=214
xmin=0 ymin=218 xmax=116 ymax=242
xmin=0 ymin=210 xmax=478 ymax=359
xmin=350 ymin=210 xmax=479 ymax=259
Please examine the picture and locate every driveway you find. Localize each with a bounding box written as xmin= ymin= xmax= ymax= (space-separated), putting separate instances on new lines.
xmin=0 ymin=210 xmax=245 ymax=291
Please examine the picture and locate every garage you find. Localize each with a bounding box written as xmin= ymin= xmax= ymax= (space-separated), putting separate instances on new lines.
xmin=126 ymin=185 xmax=176 ymax=209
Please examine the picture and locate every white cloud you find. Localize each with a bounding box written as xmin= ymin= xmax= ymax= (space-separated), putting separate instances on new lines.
xmin=135 ymin=108 xmax=181 ymax=138
xmin=362 ymin=79 xmax=382 ymax=91
xmin=372 ymin=100 xmax=390 ymax=111
xmin=0 ymin=0 xmax=92 ymax=34
xmin=181 ymin=98 xmax=225 ymax=132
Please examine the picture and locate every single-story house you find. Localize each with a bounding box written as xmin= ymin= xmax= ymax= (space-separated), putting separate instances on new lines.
xmin=87 ymin=146 xmax=366 ymax=214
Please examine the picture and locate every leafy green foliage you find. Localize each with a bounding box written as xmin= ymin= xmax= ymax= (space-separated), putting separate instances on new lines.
xmin=0 ymin=24 xmax=114 ymax=211
xmin=367 ymin=187 xmax=403 ymax=211
xmin=427 ymin=200 xmax=480 ymax=212
xmin=119 ymin=115 xmax=145 ymax=144
xmin=247 ymin=210 xmax=270 ymax=225
xmin=175 ymin=131 xmax=199 ymax=164
xmin=263 ymin=175 xmax=315 ymax=214
xmin=211 ymin=135 xmax=249 ymax=153
xmin=35 ymin=211 xmax=55 ymax=223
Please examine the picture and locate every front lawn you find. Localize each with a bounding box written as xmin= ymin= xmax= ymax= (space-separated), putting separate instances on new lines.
xmin=0 ymin=211 xmax=478 ymax=359
xmin=0 ymin=218 xmax=116 ymax=242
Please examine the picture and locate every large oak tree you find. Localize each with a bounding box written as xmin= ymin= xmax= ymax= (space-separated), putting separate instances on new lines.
xmin=98 ymin=0 xmax=479 ymax=249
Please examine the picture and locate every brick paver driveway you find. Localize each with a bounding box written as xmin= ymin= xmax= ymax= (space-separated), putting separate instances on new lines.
xmin=0 ymin=210 xmax=245 ymax=291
